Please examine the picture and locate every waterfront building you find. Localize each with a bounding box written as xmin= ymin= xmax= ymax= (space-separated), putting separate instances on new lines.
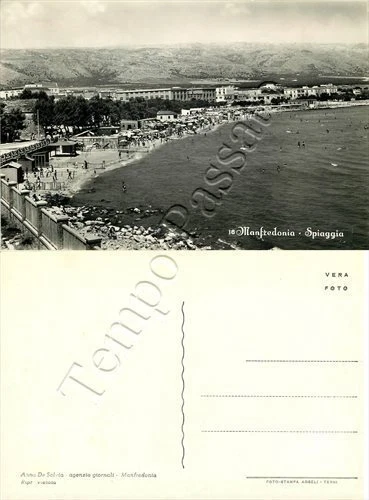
xmin=98 ymin=90 xmax=116 ymax=99
xmin=261 ymin=93 xmax=284 ymax=104
xmin=187 ymin=87 xmax=216 ymax=102
xmin=0 ymin=88 xmax=23 ymax=100
xmin=116 ymin=88 xmax=173 ymax=102
xmin=157 ymin=110 xmax=178 ymax=122
xmin=284 ymin=84 xmax=338 ymax=100
xmin=0 ymin=140 xmax=52 ymax=171
xmin=215 ymin=86 xmax=235 ymax=102
xmin=258 ymin=82 xmax=280 ymax=91
xmin=68 ymin=89 xmax=98 ymax=100
xmin=24 ymin=82 xmax=59 ymax=96
xmin=120 ymin=118 xmax=154 ymax=130
xmin=48 ymin=140 xmax=78 ymax=157
xmin=283 ymin=87 xmax=308 ymax=99
xmin=171 ymin=88 xmax=189 ymax=101
xmin=234 ymin=88 xmax=262 ymax=101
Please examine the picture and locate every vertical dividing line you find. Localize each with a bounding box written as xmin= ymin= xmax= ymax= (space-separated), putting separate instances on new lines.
xmin=181 ymin=301 xmax=186 ymax=469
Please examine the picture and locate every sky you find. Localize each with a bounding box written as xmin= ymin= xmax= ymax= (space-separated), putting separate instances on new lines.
xmin=0 ymin=0 xmax=368 ymax=49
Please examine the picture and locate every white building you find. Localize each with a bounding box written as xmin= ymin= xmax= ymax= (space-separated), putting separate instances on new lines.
xmin=319 ymin=84 xmax=338 ymax=95
xmin=259 ymin=82 xmax=281 ymax=91
xmin=283 ymin=87 xmax=309 ymax=99
xmin=215 ymin=86 xmax=235 ymax=103
xmin=157 ymin=110 xmax=178 ymax=122
xmin=234 ymin=88 xmax=262 ymax=101
xmin=24 ymin=82 xmax=59 ymax=96
xmin=0 ymin=88 xmax=23 ymax=100
xmin=284 ymin=84 xmax=338 ymax=100
xmin=116 ymin=88 xmax=173 ymax=102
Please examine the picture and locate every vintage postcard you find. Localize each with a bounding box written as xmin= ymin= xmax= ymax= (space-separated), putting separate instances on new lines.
xmin=0 ymin=0 xmax=368 ymax=499
xmin=0 ymin=0 xmax=368 ymax=251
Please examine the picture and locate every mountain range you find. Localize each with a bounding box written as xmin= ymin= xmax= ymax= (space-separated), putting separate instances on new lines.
xmin=0 ymin=43 xmax=367 ymax=88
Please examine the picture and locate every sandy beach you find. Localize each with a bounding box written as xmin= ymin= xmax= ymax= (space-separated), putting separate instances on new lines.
xmin=23 ymin=117 xmax=227 ymax=198
xmin=24 ymin=101 xmax=368 ymax=199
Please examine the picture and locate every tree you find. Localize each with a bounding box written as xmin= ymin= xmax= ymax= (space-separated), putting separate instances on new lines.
xmin=33 ymin=95 xmax=55 ymax=131
xmin=19 ymin=89 xmax=33 ymax=99
xmin=88 ymin=96 xmax=110 ymax=127
xmin=317 ymin=92 xmax=329 ymax=101
xmin=105 ymin=99 xmax=121 ymax=125
xmin=0 ymin=103 xmax=26 ymax=142
xmin=74 ymin=96 xmax=91 ymax=128
xmin=54 ymin=95 xmax=89 ymax=130
xmin=20 ymin=89 xmax=49 ymax=100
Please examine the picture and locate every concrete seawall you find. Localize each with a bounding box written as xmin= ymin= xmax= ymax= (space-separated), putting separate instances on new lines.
xmin=1 ymin=175 xmax=102 ymax=250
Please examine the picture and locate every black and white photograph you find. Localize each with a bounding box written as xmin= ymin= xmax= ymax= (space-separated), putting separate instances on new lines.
xmin=0 ymin=0 xmax=368 ymax=250
xmin=1 ymin=4 xmax=368 ymax=500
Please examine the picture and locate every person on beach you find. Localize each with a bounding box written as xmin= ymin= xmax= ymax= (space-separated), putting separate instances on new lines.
xmin=108 ymin=226 xmax=117 ymax=239
xmin=122 ymin=181 xmax=127 ymax=193
xmin=298 ymin=141 xmax=301 ymax=148
xmin=102 ymin=160 xmax=106 ymax=169
xmin=84 ymin=160 xmax=88 ymax=169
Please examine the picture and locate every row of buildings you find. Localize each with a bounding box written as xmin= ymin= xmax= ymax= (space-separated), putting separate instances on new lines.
xmin=1 ymin=81 xmax=366 ymax=105
xmin=62 ymin=83 xmax=342 ymax=103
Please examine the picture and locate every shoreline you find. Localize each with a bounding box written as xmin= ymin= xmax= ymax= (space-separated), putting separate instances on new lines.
xmin=9 ymin=103 xmax=368 ymax=250
xmin=72 ymin=100 xmax=367 ymax=190
xmin=59 ymin=119 xmax=229 ymax=197
xmin=30 ymin=100 xmax=368 ymax=199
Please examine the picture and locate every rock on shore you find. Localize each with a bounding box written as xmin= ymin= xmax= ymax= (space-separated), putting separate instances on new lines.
xmin=47 ymin=203 xmax=202 ymax=250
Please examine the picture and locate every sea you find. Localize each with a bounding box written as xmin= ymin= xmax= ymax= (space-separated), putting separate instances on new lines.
xmin=71 ymin=106 xmax=369 ymax=250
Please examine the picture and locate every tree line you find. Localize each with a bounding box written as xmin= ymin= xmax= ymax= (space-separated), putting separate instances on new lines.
xmin=0 ymin=102 xmax=26 ymax=143
xmin=32 ymin=92 xmax=217 ymax=133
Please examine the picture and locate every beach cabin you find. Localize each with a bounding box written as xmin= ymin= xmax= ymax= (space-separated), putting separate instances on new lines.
xmin=157 ymin=110 xmax=178 ymax=122
xmin=49 ymin=140 xmax=77 ymax=157
xmin=1 ymin=161 xmax=24 ymax=183
xmin=120 ymin=120 xmax=140 ymax=131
